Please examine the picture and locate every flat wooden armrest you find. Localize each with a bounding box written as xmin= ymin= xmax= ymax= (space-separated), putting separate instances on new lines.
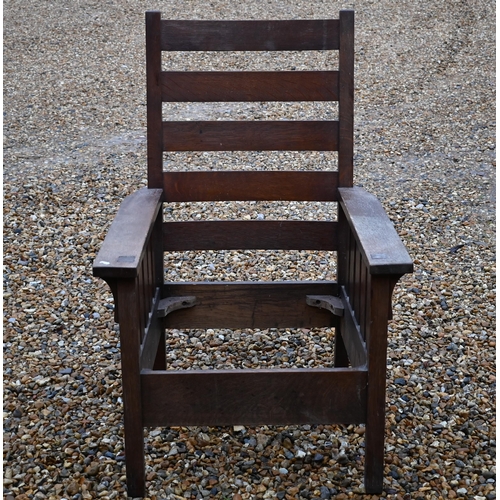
xmin=93 ymin=188 xmax=163 ymax=279
xmin=338 ymin=187 xmax=413 ymax=276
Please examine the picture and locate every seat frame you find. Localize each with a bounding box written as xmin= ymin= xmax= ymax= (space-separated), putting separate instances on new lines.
xmin=93 ymin=10 xmax=413 ymax=497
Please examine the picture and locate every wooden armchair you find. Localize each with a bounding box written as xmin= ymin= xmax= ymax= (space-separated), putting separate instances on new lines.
xmin=93 ymin=10 xmax=413 ymax=497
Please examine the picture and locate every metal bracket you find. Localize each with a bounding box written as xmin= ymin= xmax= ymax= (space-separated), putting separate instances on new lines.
xmin=157 ymin=296 xmax=197 ymax=318
xmin=306 ymin=295 xmax=344 ymax=317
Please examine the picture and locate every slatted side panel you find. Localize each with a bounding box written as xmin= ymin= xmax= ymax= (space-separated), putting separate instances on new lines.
xmin=160 ymin=71 xmax=339 ymax=102
xmin=163 ymin=171 xmax=339 ymax=202
xmin=163 ymin=221 xmax=338 ymax=250
xmin=345 ymin=226 xmax=370 ymax=341
xmin=136 ymin=236 xmax=156 ymax=343
xmin=141 ymin=368 xmax=367 ymax=427
xmin=162 ymin=121 xmax=338 ymax=151
xmin=160 ymin=19 xmax=340 ymax=51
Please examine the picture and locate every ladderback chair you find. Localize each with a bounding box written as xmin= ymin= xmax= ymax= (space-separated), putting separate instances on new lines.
xmin=93 ymin=10 xmax=413 ymax=497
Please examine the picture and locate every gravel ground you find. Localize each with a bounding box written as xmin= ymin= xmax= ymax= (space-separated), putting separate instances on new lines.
xmin=3 ymin=0 xmax=495 ymax=499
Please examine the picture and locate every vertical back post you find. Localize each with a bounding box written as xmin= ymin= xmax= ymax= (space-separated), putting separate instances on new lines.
xmin=337 ymin=10 xmax=355 ymax=369
xmin=338 ymin=10 xmax=354 ymax=187
xmin=146 ymin=11 xmax=164 ymax=189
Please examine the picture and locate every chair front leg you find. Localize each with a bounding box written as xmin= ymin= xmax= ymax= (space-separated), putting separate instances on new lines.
xmin=364 ymin=275 xmax=399 ymax=494
xmin=116 ymin=278 xmax=146 ymax=498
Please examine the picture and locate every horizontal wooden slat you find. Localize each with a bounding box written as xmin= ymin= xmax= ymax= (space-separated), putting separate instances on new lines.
xmin=163 ymin=121 xmax=338 ymax=151
xmin=163 ymin=121 xmax=339 ymax=151
xmin=141 ymin=368 xmax=367 ymax=426
xmin=163 ymin=221 xmax=338 ymax=250
xmin=160 ymin=20 xmax=340 ymax=51
xmin=340 ymin=286 xmax=367 ymax=368
xmin=163 ymin=171 xmax=339 ymax=202
xmin=161 ymin=71 xmax=339 ymax=102
xmin=162 ymin=281 xmax=338 ymax=329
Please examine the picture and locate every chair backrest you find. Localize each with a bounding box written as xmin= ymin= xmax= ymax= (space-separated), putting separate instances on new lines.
xmin=146 ymin=10 xmax=354 ymax=252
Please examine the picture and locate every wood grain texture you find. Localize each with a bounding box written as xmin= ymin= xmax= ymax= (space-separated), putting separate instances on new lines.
xmin=96 ymin=11 xmax=415 ymax=497
xmin=338 ymin=187 xmax=414 ymax=275
xmin=93 ymin=188 xmax=163 ymax=279
xmin=160 ymin=71 xmax=339 ymax=102
xmin=162 ymin=281 xmax=339 ymax=329
xmin=163 ymin=121 xmax=339 ymax=151
xmin=339 ymin=286 xmax=367 ymax=368
xmin=163 ymin=221 xmax=338 ymax=250
xmin=146 ymin=11 xmax=164 ymax=188
xmin=141 ymin=368 xmax=367 ymax=427
xmin=160 ymin=19 xmax=340 ymax=51
xmin=334 ymin=324 xmax=350 ymax=368
xmin=163 ymin=171 xmax=339 ymax=202
xmin=338 ymin=10 xmax=354 ymax=187
xmin=116 ymin=278 xmax=145 ymax=497
xmin=139 ymin=288 xmax=163 ymax=370
xmin=364 ymin=276 xmax=396 ymax=494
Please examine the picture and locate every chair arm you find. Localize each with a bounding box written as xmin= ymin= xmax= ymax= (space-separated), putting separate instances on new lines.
xmin=93 ymin=188 xmax=163 ymax=279
xmin=338 ymin=187 xmax=413 ymax=276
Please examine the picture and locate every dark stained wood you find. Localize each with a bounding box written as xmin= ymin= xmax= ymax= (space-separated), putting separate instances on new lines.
xmin=137 ymin=259 xmax=146 ymax=342
xmin=336 ymin=200 xmax=350 ymax=286
xmin=163 ymin=171 xmax=339 ymax=202
xmin=93 ymin=188 xmax=163 ymax=279
xmin=152 ymin=331 xmax=166 ymax=370
xmin=143 ymin=244 xmax=153 ymax=330
xmin=339 ymin=286 xmax=367 ymax=368
xmin=334 ymin=324 xmax=350 ymax=367
xmin=139 ymin=288 xmax=163 ymax=370
xmin=347 ymin=227 xmax=356 ymax=298
xmin=160 ymin=19 xmax=340 ymax=51
xmin=162 ymin=121 xmax=339 ymax=151
xmin=116 ymin=278 xmax=145 ymax=497
xmin=146 ymin=11 xmax=164 ymax=189
xmin=163 ymin=221 xmax=338 ymax=251
xmin=91 ymin=10 xmax=415 ymax=497
xmin=364 ymin=276 xmax=396 ymax=494
xmin=338 ymin=187 xmax=414 ymax=275
xmin=152 ymin=203 xmax=164 ymax=289
xmin=162 ymin=281 xmax=339 ymax=329
xmin=152 ymin=331 xmax=166 ymax=371
xmin=338 ymin=10 xmax=354 ymax=187
xmin=161 ymin=71 xmax=339 ymax=102
xmin=141 ymin=368 xmax=367 ymax=427
xmin=359 ymin=262 xmax=369 ymax=340
xmin=334 ymin=205 xmax=351 ymax=368
xmin=353 ymin=246 xmax=362 ymax=324
xmin=151 ymin=208 xmax=166 ymax=370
